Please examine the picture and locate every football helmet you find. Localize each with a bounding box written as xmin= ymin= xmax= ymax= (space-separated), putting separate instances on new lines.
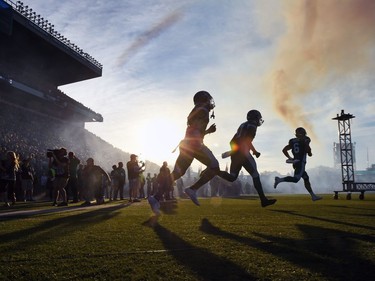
xmin=247 ymin=110 xmax=264 ymax=126
xmin=193 ymin=90 xmax=215 ymax=110
xmin=295 ymin=127 xmax=307 ymax=137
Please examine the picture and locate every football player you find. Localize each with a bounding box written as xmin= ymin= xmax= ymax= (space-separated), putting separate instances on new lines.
xmin=148 ymin=90 xmax=220 ymax=214
xmin=219 ymin=110 xmax=276 ymax=207
xmin=274 ymin=127 xmax=322 ymax=201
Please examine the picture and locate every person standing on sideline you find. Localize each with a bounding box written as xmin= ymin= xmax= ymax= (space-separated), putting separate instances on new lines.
xmin=157 ymin=161 xmax=172 ymax=201
xmin=274 ymin=127 xmax=322 ymax=201
xmin=67 ymin=151 xmax=80 ymax=203
xmin=109 ymin=164 xmax=118 ymax=200
xmin=151 ymin=173 xmax=158 ymax=195
xmin=148 ymin=90 xmax=221 ymax=214
xmin=20 ymin=157 xmax=35 ymax=202
xmin=0 ymin=151 xmax=19 ymax=207
xmin=146 ymin=173 xmax=152 ymax=198
xmin=139 ymin=171 xmax=146 ymax=199
xmin=81 ymin=158 xmax=111 ymax=206
xmin=49 ymin=148 xmax=70 ymax=207
xmin=115 ymin=162 xmax=126 ymax=200
xmin=218 ymin=110 xmax=276 ymax=207
xmin=127 ymin=154 xmax=145 ymax=203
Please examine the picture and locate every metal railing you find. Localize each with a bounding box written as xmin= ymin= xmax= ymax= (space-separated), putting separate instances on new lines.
xmin=3 ymin=0 xmax=103 ymax=70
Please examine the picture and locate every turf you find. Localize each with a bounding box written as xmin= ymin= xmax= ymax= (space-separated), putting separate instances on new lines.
xmin=0 ymin=194 xmax=374 ymax=281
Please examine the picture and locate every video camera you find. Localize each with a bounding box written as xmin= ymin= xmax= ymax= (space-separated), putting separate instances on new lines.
xmin=46 ymin=148 xmax=67 ymax=158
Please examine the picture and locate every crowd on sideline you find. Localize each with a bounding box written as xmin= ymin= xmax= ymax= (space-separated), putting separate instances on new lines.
xmin=0 ymin=102 xmax=248 ymax=207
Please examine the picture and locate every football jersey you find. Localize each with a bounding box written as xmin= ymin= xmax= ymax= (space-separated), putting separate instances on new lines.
xmin=230 ymin=121 xmax=257 ymax=151
xmin=185 ymin=105 xmax=210 ymax=139
xmin=288 ymin=136 xmax=311 ymax=161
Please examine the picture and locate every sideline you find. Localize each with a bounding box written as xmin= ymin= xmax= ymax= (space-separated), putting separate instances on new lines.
xmin=0 ymin=201 xmax=132 ymax=219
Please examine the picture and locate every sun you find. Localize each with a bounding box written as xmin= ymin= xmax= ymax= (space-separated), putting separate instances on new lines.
xmin=136 ymin=117 xmax=184 ymax=166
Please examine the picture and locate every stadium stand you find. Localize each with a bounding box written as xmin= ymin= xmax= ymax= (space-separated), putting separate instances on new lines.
xmin=0 ymin=0 xmax=154 ymax=198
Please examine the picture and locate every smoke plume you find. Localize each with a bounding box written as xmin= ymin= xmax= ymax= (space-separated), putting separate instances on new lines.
xmin=270 ymin=0 xmax=375 ymax=138
xmin=117 ymin=10 xmax=183 ymax=67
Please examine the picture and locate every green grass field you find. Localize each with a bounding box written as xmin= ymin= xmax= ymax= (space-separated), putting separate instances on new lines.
xmin=1 ymin=194 xmax=374 ymax=281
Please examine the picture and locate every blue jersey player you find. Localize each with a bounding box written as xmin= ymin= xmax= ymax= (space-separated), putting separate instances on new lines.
xmin=219 ymin=110 xmax=276 ymax=207
xmin=274 ymin=127 xmax=322 ymax=201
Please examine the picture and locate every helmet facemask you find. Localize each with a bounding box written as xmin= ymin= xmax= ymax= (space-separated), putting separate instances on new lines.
xmin=295 ymin=127 xmax=307 ymax=139
xmin=247 ymin=110 xmax=263 ymax=126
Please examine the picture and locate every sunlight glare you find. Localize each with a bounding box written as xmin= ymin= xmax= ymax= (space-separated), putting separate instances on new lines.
xmin=136 ymin=117 xmax=184 ymax=166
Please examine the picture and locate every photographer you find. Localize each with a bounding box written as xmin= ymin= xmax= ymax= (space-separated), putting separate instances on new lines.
xmin=48 ymin=147 xmax=70 ymax=206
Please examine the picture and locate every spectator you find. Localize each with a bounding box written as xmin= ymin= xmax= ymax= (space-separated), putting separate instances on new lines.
xmin=20 ymin=157 xmax=35 ymax=201
xmin=81 ymin=158 xmax=111 ymax=206
xmin=0 ymin=151 xmax=19 ymax=207
xmin=108 ymin=165 xmax=117 ymax=200
xmin=146 ymin=173 xmax=152 ymax=198
xmin=49 ymin=147 xmax=70 ymax=207
xmin=126 ymin=154 xmax=145 ymax=203
xmin=157 ymin=161 xmax=172 ymax=201
xmin=114 ymin=162 xmax=126 ymax=200
xmin=66 ymin=151 xmax=80 ymax=203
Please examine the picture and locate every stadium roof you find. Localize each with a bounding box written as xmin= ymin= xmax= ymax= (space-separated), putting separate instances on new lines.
xmin=1 ymin=0 xmax=102 ymax=86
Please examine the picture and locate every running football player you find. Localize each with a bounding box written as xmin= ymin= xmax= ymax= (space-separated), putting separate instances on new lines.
xmin=219 ymin=110 xmax=276 ymax=207
xmin=148 ymin=90 xmax=220 ymax=214
xmin=274 ymin=127 xmax=322 ymax=201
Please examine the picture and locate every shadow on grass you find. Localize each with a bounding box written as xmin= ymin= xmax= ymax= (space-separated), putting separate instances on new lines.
xmin=160 ymin=200 xmax=179 ymax=215
xmin=143 ymin=218 xmax=256 ymax=281
xmin=271 ymin=209 xmax=375 ymax=231
xmin=0 ymin=201 xmax=132 ymax=220
xmin=0 ymin=203 xmax=131 ymax=254
xmin=200 ymin=218 xmax=375 ymax=281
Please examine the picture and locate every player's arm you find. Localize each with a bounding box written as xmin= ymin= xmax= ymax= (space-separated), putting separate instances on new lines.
xmin=248 ymin=138 xmax=261 ymax=158
xmin=306 ymin=143 xmax=312 ymax=156
xmin=282 ymin=144 xmax=293 ymax=160
xmin=205 ymin=123 xmax=216 ymax=135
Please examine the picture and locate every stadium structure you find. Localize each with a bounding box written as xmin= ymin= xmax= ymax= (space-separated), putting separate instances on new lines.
xmin=332 ymin=110 xmax=375 ymax=200
xmin=0 ymin=0 xmax=163 ymax=200
xmin=0 ymin=0 xmax=103 ymax=126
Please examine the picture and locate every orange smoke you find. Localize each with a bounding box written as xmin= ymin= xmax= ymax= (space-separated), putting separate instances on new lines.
xmin=270 ymin=0 xmax=375 ymax=138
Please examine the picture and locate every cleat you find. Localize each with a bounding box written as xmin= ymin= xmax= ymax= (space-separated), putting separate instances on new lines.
xmin=148 ymin=196 xmax=160 ymax=215
xmin=312 ymin=195 xmax=322 ymax=201
xmin=261 ymin=199 xmax=277 ymax=207
xmin=274 ymin=177 xmax=281 ymax=189
xmin=184 ymin=188 xmax=200 ymax=206
xmin=58 ymin=202 xmax=68 ymax=207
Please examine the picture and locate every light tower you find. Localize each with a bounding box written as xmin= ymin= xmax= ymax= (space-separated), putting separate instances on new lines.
xmin=332 ymin=110 xmax=375 ymax=199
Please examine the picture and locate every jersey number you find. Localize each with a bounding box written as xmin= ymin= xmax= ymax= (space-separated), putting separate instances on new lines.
xmin=293 ymin=142 xmax=300 ymax=154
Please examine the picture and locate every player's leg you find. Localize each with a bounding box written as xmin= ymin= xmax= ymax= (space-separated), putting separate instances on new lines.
xmin=148 ymin=149 xmax=193 ymax=214
xmin=183 ymin=145 xmax=219 ymax=206
xmin=302 ymin=172 xmax=322 ymax=201
xmin=274 ymin=162 xmax=302 ymax=188
xmin=243 ymin=155 xmax=276 ymax=207
xmin=217 ymin=152 xmax=242 ymax=182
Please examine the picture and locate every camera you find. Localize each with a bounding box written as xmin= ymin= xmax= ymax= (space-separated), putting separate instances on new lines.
xmin=46 ymin=149 xmax=58 ymax=158
xmin=46 ymin=148 xmax=67 ymax=158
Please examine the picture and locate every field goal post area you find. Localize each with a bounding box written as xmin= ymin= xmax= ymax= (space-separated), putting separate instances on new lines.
xmin=332 ymin=110 xmax=375 ymax=200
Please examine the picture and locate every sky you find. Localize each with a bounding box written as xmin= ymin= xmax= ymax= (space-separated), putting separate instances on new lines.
xmin=21 ymin=0 xmax=375 ymax=174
